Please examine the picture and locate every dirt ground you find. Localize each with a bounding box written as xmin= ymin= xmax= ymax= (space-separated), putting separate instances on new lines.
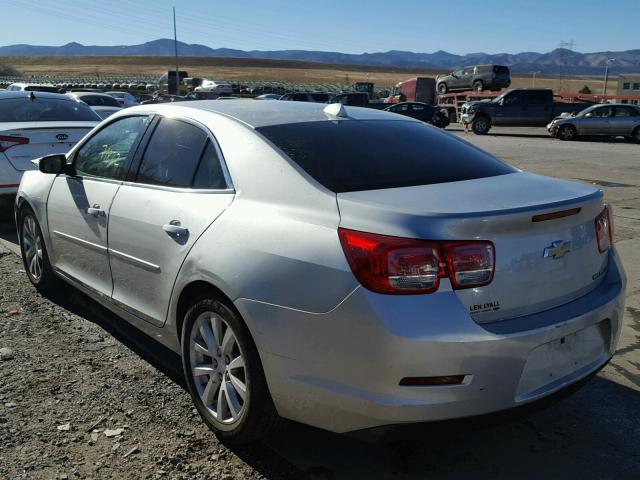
xmin=0 ymin=128 xmax=639 ymax=479
xmin=0 ymin=55 xmax=612 ymax=92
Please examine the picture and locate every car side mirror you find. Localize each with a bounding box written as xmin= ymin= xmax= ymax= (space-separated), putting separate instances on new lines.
xmin=585 ymin=113 xmax=592 ymax=118
xmin=38 ymin=154 xmax=71 ymax=175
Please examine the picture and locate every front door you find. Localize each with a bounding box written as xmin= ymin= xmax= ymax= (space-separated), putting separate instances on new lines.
xmin=108 ymin=117 xmax=234 ymax=326
xmin=494 ymin=90 xmax=527 ymax=125
xmin=579 ymin=106 xmax=613 ymax=135
xmin=46 ymin=115 xmax=151 ymax=297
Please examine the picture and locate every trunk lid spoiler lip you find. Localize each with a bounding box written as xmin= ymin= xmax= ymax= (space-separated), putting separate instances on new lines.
xmin=336 ymin=172 xmax=603 ymax=219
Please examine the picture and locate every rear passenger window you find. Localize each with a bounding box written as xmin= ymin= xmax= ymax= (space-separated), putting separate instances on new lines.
xmin=192 ymin=140 xmax=228 ymax=189
xmin=136 ymin=118 xmax=207 ymax=188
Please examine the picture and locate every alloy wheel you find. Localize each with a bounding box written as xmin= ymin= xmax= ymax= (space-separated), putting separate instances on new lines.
xmin=22 ymin=215 xmax=43 ymax=281
xmin=189 ymin=311 xmax=247 ymax=424
xmin=558 ymin=125 xmax=576 ymax=140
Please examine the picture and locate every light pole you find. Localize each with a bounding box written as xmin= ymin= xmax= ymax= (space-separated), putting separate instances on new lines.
xmin=603 ymin=58 xmax=615 ymax=96
xmin=531 ymin=71 xmax=541 ymax=87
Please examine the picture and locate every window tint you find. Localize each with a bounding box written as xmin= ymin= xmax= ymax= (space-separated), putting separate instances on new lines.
xmin=75 ymin=116 xmax=149 ymax=179
xmin=24 ymin=86 xmax=59 ymax=93
xmin=293 ymin=93 xmax=309 ymax=102
xmin=257 ymin=120 xmax=515 ymax=193
xmin=311 ymin=93 xmax=330 ymax=102
xmin=0 ymin=97 xmax=99 ymax=122
xmin=529 ymin=91 xmax=549 ymax=104
xmin=503 ymin=91 xmax=526 ymax=105
xmin=412 ymin=103 xmax=425 ymax=111
xmin=78 ymin=95 xmax=120 ymax=107
xmin=136 ymin=118 xmax=207 ymax=188
xmin=192 ymin=140 xmax=228 ymax=189
xmin=592 ymin=107 xmax=613 ymax=117
xmin=614 ymin=106 xmax=638 ymax=117
xmin=494 ymin=66 xmax=510 ymax=74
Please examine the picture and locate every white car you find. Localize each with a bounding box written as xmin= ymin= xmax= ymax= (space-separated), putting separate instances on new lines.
xmin=194 ymin=79 xmax=233 ymax=95
xmin=105 ymin=91 xmax=138 ymax=108
xmin=6 ymin=83 xmax=60 ymax=93
xmin=0 ymin=91 xmax=99 ymax=205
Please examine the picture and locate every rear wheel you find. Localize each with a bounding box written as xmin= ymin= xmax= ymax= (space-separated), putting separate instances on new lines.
xmin=19 ymin=206 xmax=58 ymax=292
xmin=473 ymin=80 xmax=484 ymax=92
xmin=558 ymin=124 xmax=577 ymax=141
xmin=632 ymin=126 xmax=640 ymax=143
xmin=437 ymin=82 xmax=448 ymax=94
xmin=471 ymin=116 xmax=491 ymax=135
xmin=181 ymin=295 xmax=281 ymax=444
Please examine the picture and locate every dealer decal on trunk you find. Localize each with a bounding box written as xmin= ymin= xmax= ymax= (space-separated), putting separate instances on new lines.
xmin=470 ymin=301 xmax=501 ymax=314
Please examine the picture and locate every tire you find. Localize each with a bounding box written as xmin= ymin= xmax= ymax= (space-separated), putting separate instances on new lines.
xmin=557 ymin=124 xmax=577 ymax=141
xmin=473 ymin=80 xmax=484 ymax=92
xmin=471 ymin=116 xmax=491 ymax=135
xmin=181 ymin=295 xmax=281 ymax=444
xmin=18 ymin=206 xmax=58 ymax=292
xmin=632 ymin=126 xmax=640 ymax=143
xmin=437 ymin=82 xmax=448 ymax=94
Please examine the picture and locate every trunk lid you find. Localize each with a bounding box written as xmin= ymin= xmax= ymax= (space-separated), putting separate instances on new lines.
xmin=337 ymin=172 xmax=608 ymax=323
xmin=0 ymin=122 xmax=96 ymax=171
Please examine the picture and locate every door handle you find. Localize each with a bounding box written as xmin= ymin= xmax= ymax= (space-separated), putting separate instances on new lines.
xmin=87 ymin=205 xmax=105 ymax=217
xmin=162 ymin=222 xmax=189 ymax=238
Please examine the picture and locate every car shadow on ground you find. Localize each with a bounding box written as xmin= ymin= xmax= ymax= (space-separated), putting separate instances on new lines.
xmin=37 ymin=282 xmax=640 ymax=480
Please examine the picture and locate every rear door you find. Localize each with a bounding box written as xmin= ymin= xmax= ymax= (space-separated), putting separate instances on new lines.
xmin=610 ymin=106 xmax=640 ymax=135
xmin=526 ymin=90 xmax=552 ymax=125
xmin=46 ymin=115 xmax=151 ymax=297
xmin=107 ymin=117 xmax=234 ymax=326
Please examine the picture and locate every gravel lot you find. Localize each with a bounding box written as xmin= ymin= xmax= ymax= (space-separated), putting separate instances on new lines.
xmin=1 ymin=127 xmax=639 ymax=479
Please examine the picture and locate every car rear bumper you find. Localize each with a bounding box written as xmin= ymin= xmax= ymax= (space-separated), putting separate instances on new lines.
xmin=236 ymin=247 xmax=625 ymax=434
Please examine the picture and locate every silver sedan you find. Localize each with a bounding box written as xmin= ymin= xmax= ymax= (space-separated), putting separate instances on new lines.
xmin=548 ymin=103 xmax=640 ymax=141
xmin=15 ymin=101 xmax=626 ymax=444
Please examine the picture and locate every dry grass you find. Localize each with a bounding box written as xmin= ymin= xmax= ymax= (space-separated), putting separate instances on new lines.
xmin=0 ymin=55 xmax=615 ymax=92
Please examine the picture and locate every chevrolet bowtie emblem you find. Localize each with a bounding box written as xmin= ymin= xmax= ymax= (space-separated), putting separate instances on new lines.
xmin=543 ymin=240 xmax=572 ymax=259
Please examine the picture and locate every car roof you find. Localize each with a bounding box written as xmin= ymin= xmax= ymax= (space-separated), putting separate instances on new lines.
xmin=0 ymin=90 xmax=81 ymax=101
xmin=127 ymin=100 xmax=415 ymax=128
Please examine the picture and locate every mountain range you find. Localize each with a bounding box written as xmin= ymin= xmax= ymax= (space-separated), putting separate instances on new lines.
xmin=1 ymin=39 xmax=639 ymax=75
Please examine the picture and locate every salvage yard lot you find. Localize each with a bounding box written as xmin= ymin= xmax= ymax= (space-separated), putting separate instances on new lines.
xmin=0 ymin=127 xmax=639 ymax=479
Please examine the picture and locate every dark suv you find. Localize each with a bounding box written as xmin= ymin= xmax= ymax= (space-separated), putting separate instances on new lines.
xmin=436 ymin=65 xmax=510 ymax=94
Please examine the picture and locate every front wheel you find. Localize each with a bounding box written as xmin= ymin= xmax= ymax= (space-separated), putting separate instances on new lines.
xmin=473 ymin=80 xmax=484 ymax=92
xmin=437 ymin=82 xmax=448 ymax=94
xmin=557 ymin=124 xmax=577 ymax=141
xmin=19 ymin=207 xmax=58 ymax=292
xmin=181 ymin=296 xmax=281 ymax=444
xmin=471 ymin=116 xmax=491 ymax=135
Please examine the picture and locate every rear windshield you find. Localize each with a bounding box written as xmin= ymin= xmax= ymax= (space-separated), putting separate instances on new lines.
xmin=0 ymin=97 xmax=100 ymax=122
xmin=257 ymin=120 xmax=515 ymax=192
xmin=494 ymin=66 xmax=510 ymax=74
xmin=24 ymin=86 xmax=60 ymax=93
xmin=78 ymin=95 xmax=121 ymax=107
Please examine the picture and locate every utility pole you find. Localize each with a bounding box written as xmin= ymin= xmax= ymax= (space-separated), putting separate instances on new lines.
xmin=603 ymin=58 xmax=615 ymax=97
xmin=531 ymin=71 xmax=541 ymax=87
xmin=173 ymin=6 xmax=179 ymax=96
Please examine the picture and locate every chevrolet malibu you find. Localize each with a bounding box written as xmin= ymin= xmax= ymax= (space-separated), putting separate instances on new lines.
xmin=15 ymin=101 xmax=626 ymax=444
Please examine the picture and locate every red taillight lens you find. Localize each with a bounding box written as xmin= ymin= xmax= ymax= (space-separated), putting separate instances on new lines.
xmin=595 ymin=205 xmax=613 ymax=253
xmin=442 ymin=241 xmax=495 ymax=289
xmin=0 ymin=135 xmax=29 ymax=152
xmin=338 ymin=228 xmax=495 ymax=295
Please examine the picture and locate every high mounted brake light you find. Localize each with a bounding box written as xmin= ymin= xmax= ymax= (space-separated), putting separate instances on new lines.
xmin=0 ymin=135 xmax=29 ymax=152
xmin=338 ymin=228 xmax=495 ymax=295
xmin=595 ymin=205 xmax=613 ymax=253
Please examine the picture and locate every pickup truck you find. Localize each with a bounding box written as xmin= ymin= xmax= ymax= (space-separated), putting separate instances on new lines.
xmin=460 ymin=88 xmax=592 ymax=134
xmin=328 ymin=92 xmax=389 ymax=109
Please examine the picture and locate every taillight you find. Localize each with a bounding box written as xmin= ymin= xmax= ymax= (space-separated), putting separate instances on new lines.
xmin=338 ymin=228 xmax=495 ymax=295
xmin=442 ymin=241 xmax=495 ymax=289
xmin=595 ymin=205 xmax=613 ymax=253
xmin=0 ymin=135 xmax=29 ymax=152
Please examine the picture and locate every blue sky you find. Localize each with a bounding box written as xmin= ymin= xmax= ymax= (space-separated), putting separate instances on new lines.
xmin=2 ymin=0 xmax=638 ymax=54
